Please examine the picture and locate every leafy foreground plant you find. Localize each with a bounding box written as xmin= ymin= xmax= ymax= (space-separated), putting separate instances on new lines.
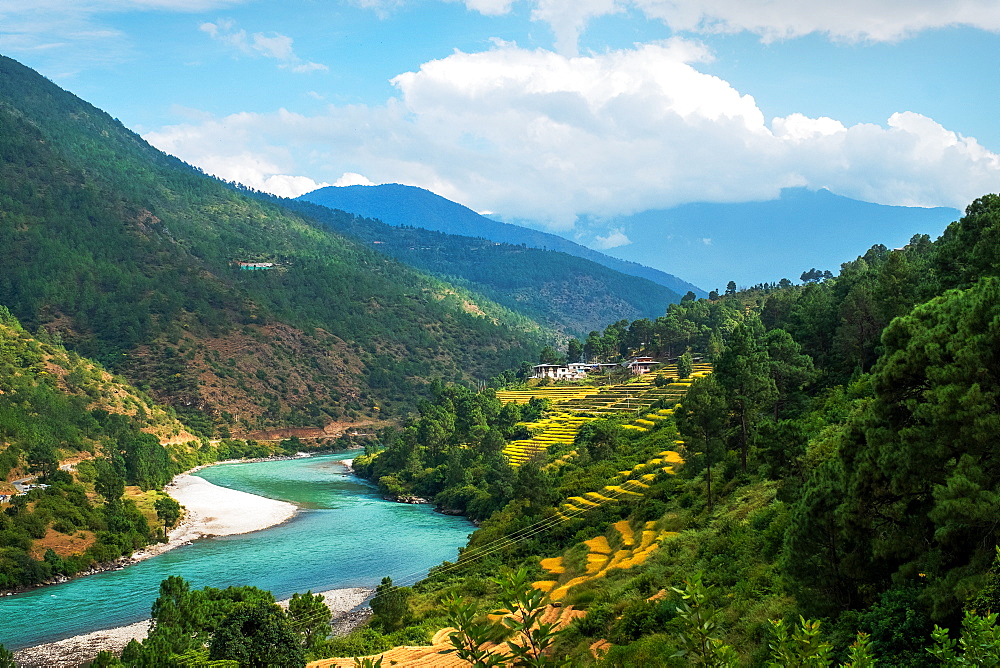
xmin=442 ymin=567 xmax=571 ymax=667
xmin=928 ymin=611 xmax=1000 ymax=666
xmin=670 ymin=572 xmax=876 ymax=668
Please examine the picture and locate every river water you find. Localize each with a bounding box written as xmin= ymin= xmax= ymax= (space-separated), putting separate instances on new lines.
xmin=0 ymin=453 xmax=473 ymax=650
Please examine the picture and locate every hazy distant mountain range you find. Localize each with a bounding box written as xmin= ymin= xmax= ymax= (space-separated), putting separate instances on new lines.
xmin=276 ymin=196 xmax=685 ymax=337
xmin=301 ymin=185 xmax=960 ymax=294
xmin=298 ymin=184 xmax=706 ymax=296
xmin=528 ymin=188 xmax=962 ymax=292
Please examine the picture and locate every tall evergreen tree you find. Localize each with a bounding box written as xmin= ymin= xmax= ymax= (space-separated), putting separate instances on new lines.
xmin=715 ymin=314 xmax=776 ymax=471
xmin=675 ymin=375 xmax=729 ymax=510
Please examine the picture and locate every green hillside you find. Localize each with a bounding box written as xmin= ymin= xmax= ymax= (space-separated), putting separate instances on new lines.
xmin=285 ymin=196 xmax=1000 ymax=666
xmin=297 ymin=183 xmax=705 ymax=297
xmin=0 ymin=306 xmax=179 ymax=588
xmin=0 ymin=55 xmax=548 ymax=434
xmin=273 ymin=197 xmax=683 ymax=337
xmin=0 ymin=305 xmax=310 ymax=591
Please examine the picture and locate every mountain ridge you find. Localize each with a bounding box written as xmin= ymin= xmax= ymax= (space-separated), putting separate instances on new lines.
xmin=569 ymin=187 xmax=961 ymax=290
xmin=272 ymin=195 xmax=684 ymax=337
xmin=297 ymin=184 xmax=706 ymax=296
xmin=0 ymin=54 xmax=547 ymax=431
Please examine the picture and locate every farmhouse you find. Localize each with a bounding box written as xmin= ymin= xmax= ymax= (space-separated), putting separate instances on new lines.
xmin=625 ymin=356 xmax=659 ymax=375
xmin=532 ymin=363 xmax=588 ymax=380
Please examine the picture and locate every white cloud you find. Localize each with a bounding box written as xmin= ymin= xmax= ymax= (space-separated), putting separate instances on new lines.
xmin=145 ymin=110 xmax=330 ymax=196
xmin=259 ymin=174 xmax=332 ymax=198
xmin=461 ymin=0 xmax=516 ymax=16
xmin=630 ymin=0 xmax=1000 ymax=42
xmin=457 ymin=0 xmax=1000 ymax=53
xmin=333 ymin=172 xmax=375 ymax=187
xmin=530 ymin=0 xmax=622 ymax=56
xmin=143 ymin=41 xmax=1000 ymax=226
xmin=778 ymin=111 xmax=1000 ymax=208
xmin=200 ymin=19 xmax=328 ymax=72
xmin=593 ymin=228 xmax=632 ymax=249
xmin=772 ymin=113 xmax=845 ymax=141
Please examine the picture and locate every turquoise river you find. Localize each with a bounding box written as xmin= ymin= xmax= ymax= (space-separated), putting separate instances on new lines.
xmin=0 ymin=452 xmax=474 ymax=650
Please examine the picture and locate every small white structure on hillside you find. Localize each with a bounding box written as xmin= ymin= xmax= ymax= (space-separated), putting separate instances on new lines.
xmin=532 ymin=363 xmax=588 ymax=380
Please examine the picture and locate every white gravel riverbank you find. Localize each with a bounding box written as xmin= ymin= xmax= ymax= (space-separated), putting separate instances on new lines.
xmin=13 ymin=587 xmax=373 ymax=667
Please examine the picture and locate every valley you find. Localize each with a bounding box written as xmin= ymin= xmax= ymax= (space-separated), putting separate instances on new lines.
xmin=2 ymin=29 xmax=1000 ymax=668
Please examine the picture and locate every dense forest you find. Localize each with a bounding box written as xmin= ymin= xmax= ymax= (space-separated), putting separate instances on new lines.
xmin=273 ymin=194 xmax=1000 ymax=666
xmin=0 ymin=54 xmax=550 ymax=434
xmin=270 ymin=196 xmax=683 ymax=337
xmin=0 ymin=305 xmax=306 ymax=593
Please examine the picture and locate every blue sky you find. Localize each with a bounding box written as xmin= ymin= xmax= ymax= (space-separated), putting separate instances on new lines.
xmin=4 ymin=0 xmax=1000 ymax=232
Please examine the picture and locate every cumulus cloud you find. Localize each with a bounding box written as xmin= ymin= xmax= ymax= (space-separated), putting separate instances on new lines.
xmin=593 ymin=228 xmax=632 ymax=249
xmin=200 ymin=19 xmax=328 ymax=72
xmin=333 ymin=172 xmax=375 ymax=187
xmin=144 ymin=41 xmax=1000 ymax=226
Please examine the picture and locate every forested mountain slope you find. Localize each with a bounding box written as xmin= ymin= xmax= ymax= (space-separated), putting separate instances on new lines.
xmin=297 ymin=184 xmax=705 ymax=297
xmin=289 ymin=196 xmax=1000 ymax=666
xmin=0 ymin=54 xmax=549 ymax=434
xmin=273 ymin=197 xmax=683 ymax=337
xmin=0 ymin=306 xmax=181 ymax=589
xmin=0 ymin=305 xmax=306 ymax=592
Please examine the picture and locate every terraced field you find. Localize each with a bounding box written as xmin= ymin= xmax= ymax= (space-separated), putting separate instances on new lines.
xmin=532 ymin=519 xmax=679 ymax=601
xmin=503 ymin=412 xmax=592 ymax=466
xmin=558 ymin=446 xmax=684 ymax=520
xmin=500 ymin=363 xmax=711 ymax=466
xmin=495 ymin=385 xmax=602 ymax=405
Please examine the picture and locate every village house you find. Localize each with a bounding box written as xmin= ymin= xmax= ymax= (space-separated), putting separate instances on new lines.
xmin=532 ymin=363 xmax=589 ymax=381
xmin=624 ymin=356 xmax=659 ymax=375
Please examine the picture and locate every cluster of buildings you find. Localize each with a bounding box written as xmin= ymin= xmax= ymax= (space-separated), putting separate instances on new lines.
xmin=531 ymin=356 xmax=658 ymax=380
xmin=0 ymin=479 xmax=49 ymax=504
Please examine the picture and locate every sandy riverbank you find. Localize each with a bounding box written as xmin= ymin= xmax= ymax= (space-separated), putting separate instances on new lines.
xmin=9 ymin=467 xmax=298 ymax=663
xmin=10 ymin=459 xmax=383 ymax=665
xmin=12 ymin=587 xmax=374 ymax=667
xmin=116 ymin=464 xmax=299 ymax=566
